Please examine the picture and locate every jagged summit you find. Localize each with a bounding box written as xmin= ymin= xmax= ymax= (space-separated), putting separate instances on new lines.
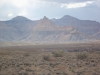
xmin=11 ymin=16 xmax=31 ymax=21
xmin=34 ymin=16 xmax=56 ymax=31
xmin=40 ymin=16 xmax=49 ymax=21
xmin=43 ymin=16 xmax=49 ymax=20
xmin=33 ymin=16 xmax=76 ymax=32
xmin=38 ymin=16 xmax=55 ymax=25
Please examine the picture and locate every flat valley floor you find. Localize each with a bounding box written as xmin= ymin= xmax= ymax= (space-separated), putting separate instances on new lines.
xmin=0 ymin=42 xmax=100 ymax=75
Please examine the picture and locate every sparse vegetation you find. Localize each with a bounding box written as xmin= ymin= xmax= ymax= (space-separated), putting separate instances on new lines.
xmin=24 ymin=52 xmax=30 ymax=57
xmin=0 ymin=45 xmax=100 ymax=75
xmin=76 ymin=53 xmax=88 ymax=60
xmin=52 ymin=50 xmax=64 ymax=57
xmin=43 ymin=55 xmax=50 ymax=61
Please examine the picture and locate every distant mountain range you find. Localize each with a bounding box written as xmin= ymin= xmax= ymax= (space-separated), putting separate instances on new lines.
xmin=0 ymin=15 xmax=100 ymax=45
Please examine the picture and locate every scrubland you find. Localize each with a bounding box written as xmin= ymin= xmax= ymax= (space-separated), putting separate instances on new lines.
xmin=0 ymin=44 xmax=100 ymax=75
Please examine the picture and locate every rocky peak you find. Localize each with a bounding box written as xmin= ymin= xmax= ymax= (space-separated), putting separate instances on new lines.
xmin=40 ymin=16 xmax=49 ymax=22
xmin=43 ymin=16 xmax=49 ymax=20
xmin=34 ymin=16 xmax=56 ymax=31
xmin=38 ymin=16 xmax=55 ymax=26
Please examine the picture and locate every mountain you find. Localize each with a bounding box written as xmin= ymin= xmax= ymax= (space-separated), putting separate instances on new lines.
xmin=5 ymin=16 xmax=38 ymax=31
xmin=33 ymin=16 xmax=56 ymax=31
xmin=0 ymin=16 xmax=38 ymax=41
xmin=24 ymin=16 xmax=73 ymax=41
xmin=51 ymin=15 xmax=100 ymax=36
xmin=0 ymin=15 xmax=100 ymax=45
xmin=0 ymin=21 xmax=20 ymax=41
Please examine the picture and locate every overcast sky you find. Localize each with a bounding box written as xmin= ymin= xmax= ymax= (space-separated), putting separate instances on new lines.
xmin=0 ymin=0 xmax=100 ymax=22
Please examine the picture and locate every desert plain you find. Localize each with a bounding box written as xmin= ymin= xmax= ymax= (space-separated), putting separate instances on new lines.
xmin=0 ymin=42 xmax=100 ymax=75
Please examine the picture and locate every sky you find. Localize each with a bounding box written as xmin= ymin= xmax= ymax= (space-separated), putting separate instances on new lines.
xmin=0 ymin=0 xmax=100 ymax=22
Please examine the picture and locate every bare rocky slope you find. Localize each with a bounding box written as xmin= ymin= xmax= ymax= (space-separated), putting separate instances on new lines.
xmin=51 ymin=15 xmax=100 ymax=36
xmin=0 ymin=15 xmax=100 ymax=44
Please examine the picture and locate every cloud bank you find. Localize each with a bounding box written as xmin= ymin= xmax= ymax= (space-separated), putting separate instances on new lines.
xmin=61 ymin=1 xmax=94 ymax=8
xmin=0 ymin=0 xmax=100 ymax=22
xmin=39 ymin=0 xmax=95 ymax=3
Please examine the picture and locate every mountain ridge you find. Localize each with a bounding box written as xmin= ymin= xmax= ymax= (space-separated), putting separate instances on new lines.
xmin=0 ymin=15 xmax=100 ymax=45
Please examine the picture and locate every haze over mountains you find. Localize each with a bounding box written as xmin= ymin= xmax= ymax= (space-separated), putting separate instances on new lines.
xmin=0 ymin=15 xmax=100 ymax=45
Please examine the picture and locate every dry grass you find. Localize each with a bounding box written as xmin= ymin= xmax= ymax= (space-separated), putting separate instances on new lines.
xmin=0 ymin=48 xmax=100 ymax=75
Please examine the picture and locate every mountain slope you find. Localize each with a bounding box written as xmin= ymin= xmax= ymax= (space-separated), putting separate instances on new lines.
xmin=0 ymin=16 xmax=38 ymax=41
xmin=23 ymin=16 xmax=95 ymax=42
xmin=0 ymin=15 xmax=99 ymax=44
xmin=51 ymin=15 xmax=100 ymax=36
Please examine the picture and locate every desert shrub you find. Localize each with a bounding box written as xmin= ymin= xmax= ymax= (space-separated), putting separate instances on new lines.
xmin=18 ymin=72 xmax=28 ymax=75
xmin=52 ymin=50 xmax=64 ymax=57
xmin=24 ymin=53 xmax=30 ymax=57
xmin=76 ymin=53 xmax=88 ymax=60
xmin=0 ymin=52 xmax=9 ymax=55
xmin=43 ymin=55 xmax=50 ymax=61
xmin=24 ymin=63 xmax=31 ymax=66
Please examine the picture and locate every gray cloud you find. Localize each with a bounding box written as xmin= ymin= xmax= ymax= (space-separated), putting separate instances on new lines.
xmin=39 ymin=0 xmax=96 ymax=3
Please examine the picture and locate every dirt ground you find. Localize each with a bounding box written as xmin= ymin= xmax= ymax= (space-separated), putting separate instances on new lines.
xmin=0 ymin=43 xmax=100 ymax=75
